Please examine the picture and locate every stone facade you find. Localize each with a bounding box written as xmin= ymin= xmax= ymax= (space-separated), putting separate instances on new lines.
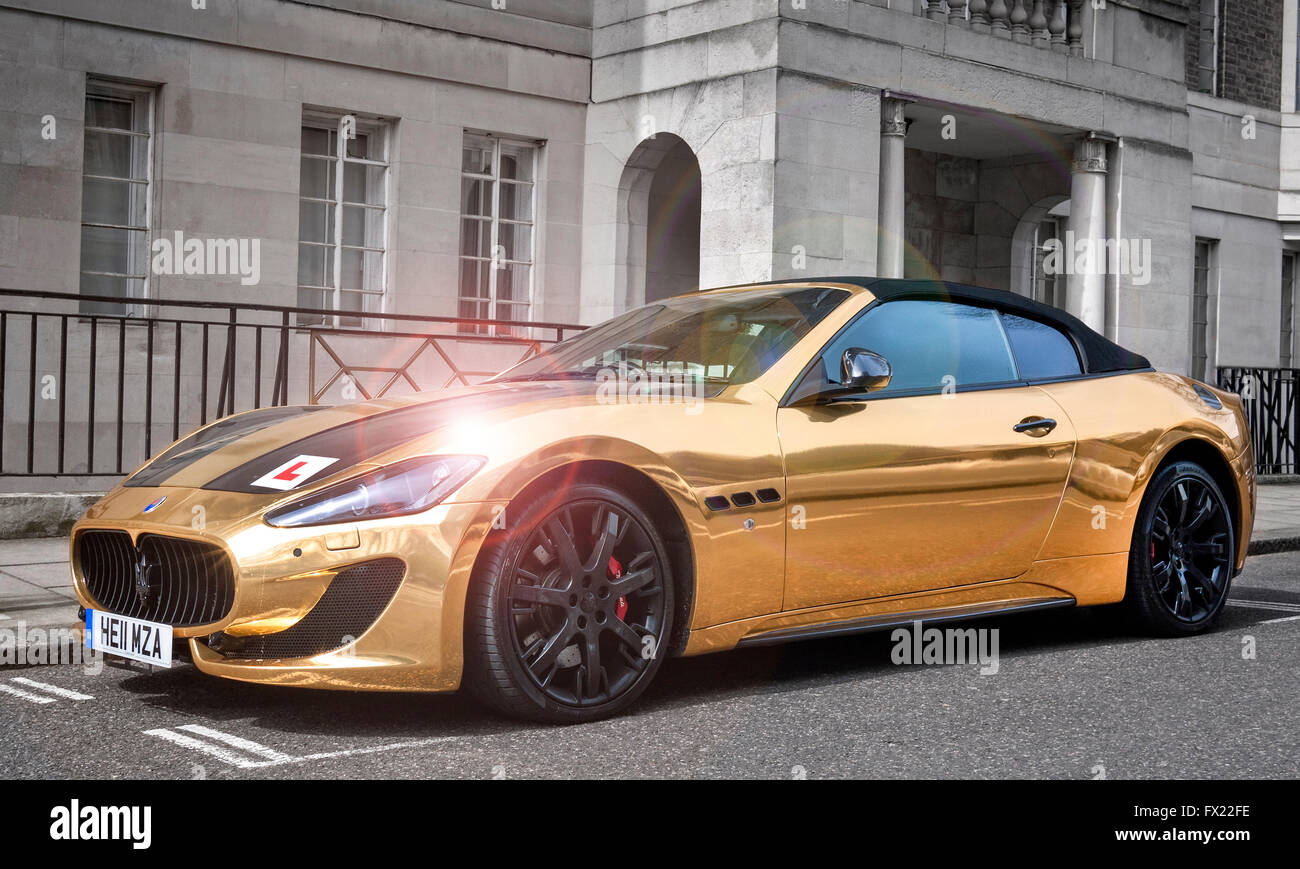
xmin=0 ymin=0 xmax=1296 ymax=489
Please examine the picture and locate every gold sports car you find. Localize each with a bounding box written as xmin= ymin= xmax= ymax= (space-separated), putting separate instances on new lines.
xmin=72 ymin=278 xmax=1254 ymax=722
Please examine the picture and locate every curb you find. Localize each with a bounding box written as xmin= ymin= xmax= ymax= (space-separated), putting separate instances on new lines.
xmin=1247 ymin=536 xmax=1300 ymax=556
xmin=0 ymin=493 xmax=104 ymax=540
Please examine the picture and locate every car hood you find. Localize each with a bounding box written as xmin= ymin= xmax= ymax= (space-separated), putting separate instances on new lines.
xmin=123 ymin=381 xmax=603 ymax=494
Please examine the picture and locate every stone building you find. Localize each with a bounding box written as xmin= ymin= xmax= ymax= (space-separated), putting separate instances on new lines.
xmin=0 ymin=0 xmax=1295 ymax=490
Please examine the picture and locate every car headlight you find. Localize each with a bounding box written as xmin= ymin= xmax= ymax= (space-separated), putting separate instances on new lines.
xmin=264 ymin=455 xmax=485 ymax=528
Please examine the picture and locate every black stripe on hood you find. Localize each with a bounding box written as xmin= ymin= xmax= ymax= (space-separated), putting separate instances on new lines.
xmin=124 ymin=405 xmax=328 ymax=488
xmin=201 ymin=383 xmax=578 ymax=494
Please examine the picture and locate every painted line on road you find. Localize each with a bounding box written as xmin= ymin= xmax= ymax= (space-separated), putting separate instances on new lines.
xmin=9 ymin=678 xmax=93 ymax=701
xmin=293 ymin=737 xmax=457 ymax=764
xmin=1226 ymin=599 xmax=1300 ymax=613
xmin=145 ymin=723 xmax=460 ymax=770
xmin=1259 ymin=613 xmax=1300 ymax=624
xmin=144 ymin=723 xmax=457 ymax=770
xmin=144 ymin=727 xmax=270 ymax=769
xmin=0 ymin=683 xmax=56 ymax=704
xmin=175 ymin=724 xmax=293 ymax=764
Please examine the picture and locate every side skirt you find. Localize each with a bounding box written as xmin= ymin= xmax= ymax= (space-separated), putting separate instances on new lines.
xmin=735 ymin=597 xmax=1076 ymax=648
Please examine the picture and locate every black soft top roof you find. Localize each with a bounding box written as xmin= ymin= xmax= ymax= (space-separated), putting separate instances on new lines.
xmin=760 ymin=277 xmax=1152 ymax=375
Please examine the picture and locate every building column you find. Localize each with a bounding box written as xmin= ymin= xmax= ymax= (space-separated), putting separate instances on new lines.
xmin=877 ymin=96 xmax=910 ymax=279
xmin=1066 ymin=133 xmax=1109 ymax=331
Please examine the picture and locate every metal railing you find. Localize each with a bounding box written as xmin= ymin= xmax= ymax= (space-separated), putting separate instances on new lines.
xmin=0 ymin=289 xmax=582 ymax=478
xmin=1217 ymin=367 xmax=1298 ymax=475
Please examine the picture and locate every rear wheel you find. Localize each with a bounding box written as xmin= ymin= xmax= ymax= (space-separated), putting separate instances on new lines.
xmin=464 ymin=483 xmax=674 ymax=723
xmin=1124 ymin=461 xmax=1235 ymax=635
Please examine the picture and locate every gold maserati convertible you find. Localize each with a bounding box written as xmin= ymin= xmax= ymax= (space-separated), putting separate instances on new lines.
xmin=72 ymin=278 xmax=1254 ymax=722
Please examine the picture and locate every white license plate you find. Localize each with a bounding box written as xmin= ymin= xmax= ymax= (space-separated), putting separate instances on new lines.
xmin=85 ymin=609 xmax=173 ymax=667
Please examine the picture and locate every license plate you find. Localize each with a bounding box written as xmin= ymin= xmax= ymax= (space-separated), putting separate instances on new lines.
xmin=85 ymin=609 xmax=173 ymax=667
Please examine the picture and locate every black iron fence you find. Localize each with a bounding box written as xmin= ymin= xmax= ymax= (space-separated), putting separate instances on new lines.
xmin=0 ymin=289 xmax=582 ymax=479
xmin=1217 ymin=367 xmax=1298 ymax=475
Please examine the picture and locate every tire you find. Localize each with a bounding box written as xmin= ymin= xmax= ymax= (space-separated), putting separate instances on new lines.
xmin=1123 ymin=460 xmax=1235 ymax=636
xmin=463 ymin=483 xmax=675 ymax=723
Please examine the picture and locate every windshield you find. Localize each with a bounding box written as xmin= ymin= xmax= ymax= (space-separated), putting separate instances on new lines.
xmin=493 ymin=287 xmax=850 ymax=393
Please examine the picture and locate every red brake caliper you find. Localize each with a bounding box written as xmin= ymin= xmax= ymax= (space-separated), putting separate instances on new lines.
xmin=609 ymin=555 xmax=628 ymax=620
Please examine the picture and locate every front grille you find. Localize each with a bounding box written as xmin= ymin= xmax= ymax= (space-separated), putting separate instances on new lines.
xmin=210 ymin=558 xmax=405 ymax=661
xmin=77 ymin=531 xmax=235 ymax=628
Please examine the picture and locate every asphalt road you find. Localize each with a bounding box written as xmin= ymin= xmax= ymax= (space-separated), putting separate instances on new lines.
xmin=3 ymin=551 xmax=1298 ymax=780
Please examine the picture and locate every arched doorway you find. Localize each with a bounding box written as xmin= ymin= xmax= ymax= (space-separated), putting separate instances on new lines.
xmin=617 ymin=134 xmax=701 ymax=307
xmin=1010 ymin=196 xmax=1070 ymax=308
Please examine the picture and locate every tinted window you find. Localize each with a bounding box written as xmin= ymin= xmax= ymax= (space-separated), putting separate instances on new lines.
xmin=821 ymin=300 xmax=1018 ymax=395
xmin=1000 ymin=312 xmax=1081 ymax=380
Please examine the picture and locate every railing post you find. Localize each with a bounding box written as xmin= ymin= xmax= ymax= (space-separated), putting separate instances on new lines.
xmin=272 ymin=309 xmax=289 ymax=406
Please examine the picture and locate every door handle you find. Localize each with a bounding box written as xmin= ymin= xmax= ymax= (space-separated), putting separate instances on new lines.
xmin=1013 ymin=416 xmax=1057 ymax=436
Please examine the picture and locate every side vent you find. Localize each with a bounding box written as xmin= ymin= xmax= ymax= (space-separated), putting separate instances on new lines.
xmin=756 ymin=488 xmax=781 ymax=503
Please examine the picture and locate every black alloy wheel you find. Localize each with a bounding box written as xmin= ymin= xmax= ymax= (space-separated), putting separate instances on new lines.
xmin=465 ymin=483 xmax=674 ymax=722
xmin=1126 ymin=461 xmax=1235 ymax=635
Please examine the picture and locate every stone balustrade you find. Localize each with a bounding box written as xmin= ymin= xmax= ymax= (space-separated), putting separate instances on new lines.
xmin=914 ymin=0 xmax=1085 ymax=55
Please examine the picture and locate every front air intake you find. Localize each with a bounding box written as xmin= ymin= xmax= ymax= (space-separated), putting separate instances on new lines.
xmin=209 ymin=558 xmax=405 ymax=660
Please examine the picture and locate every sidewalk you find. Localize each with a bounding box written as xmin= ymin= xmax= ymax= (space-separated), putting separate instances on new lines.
xmin=4 ymin=484 xmax=1300 ymax=648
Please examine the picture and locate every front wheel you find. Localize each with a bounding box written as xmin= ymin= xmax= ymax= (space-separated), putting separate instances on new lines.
xmin=1124 ymin=461 xmax=1235 ymax=636
xmin=463 ymin=483 xmax=675 ymax=723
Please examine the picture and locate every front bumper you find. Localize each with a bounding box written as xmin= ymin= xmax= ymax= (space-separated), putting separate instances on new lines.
xmin=71 ymin=486 xmax=503 ymax=692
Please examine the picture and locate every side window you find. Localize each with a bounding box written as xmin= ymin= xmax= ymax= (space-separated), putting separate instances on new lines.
xmin=1000 ymin=312 xmax=1081 ymax=380
xmin=821 ymin=300 xmax=1018 ymax=395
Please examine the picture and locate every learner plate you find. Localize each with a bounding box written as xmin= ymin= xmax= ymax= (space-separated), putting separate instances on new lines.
xmin=85 ymin=609 xmax=173 ymax=667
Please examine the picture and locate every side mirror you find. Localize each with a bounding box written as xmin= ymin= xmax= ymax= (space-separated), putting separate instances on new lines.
xmin=840 ymin=347 xmax=891 ymax=394
xmin=789 ymin=347 xmax=892 ymax=406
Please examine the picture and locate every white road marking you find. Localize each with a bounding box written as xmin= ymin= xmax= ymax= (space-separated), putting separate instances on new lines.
xmin=175 ymin=724 xmax=293 ymax=764
xmin=144 ymin=727 xmax=268 ymax=769
xmin=293 ymin=737 xmax=456 ymax=764
xmin=1227 ymin=599 xmax=1300 ymax=613
xmin=144 ymin=724 xmax=455 ymax=770
xmin=0 ymin=683 xmax=56 ymax=704
xmin=1259 ymin=613 xmax=1300 ymax=625
xmin=10 ymin=677 xmax=94 ymax=701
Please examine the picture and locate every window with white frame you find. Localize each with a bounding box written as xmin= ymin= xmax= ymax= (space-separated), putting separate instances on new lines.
xmin=459 ymin=133 xmax=539 ymax=333
xmin=297 ymin=114 xmax=390 ymax=326
xmin=80 ymin=79 xmax=154 ymax=315
xmin=1031 ymin=213 xmax=1067 ymax=310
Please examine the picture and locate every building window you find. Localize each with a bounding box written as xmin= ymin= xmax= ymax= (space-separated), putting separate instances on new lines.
xmin=297 ymin=114 xmax=390 ymax=327
xmin=459 ymin=133 xmax=538 ymax=333
xmin=1195 ymin=0 xmax=1221 ymax=95
xmin=80 ymin=79 xmax=153 ymax=315
xmin=1283 ymin=253 xmax=1297 ymax=368
xmin=1192 ymin=238 xmax=1217 ymax=381
xmin=1031 ymin=215 xmax=1067 ymax=310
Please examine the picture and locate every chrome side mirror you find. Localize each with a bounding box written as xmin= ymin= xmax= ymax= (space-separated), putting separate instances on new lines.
xmin=841 ymin=347 xmax=891 ymax=393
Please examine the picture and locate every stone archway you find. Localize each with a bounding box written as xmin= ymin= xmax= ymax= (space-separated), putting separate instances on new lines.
xmin=616 ymin=133 xmax=701 ymax=308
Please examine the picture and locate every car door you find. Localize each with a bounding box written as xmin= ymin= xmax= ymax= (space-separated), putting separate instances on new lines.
xmin=777 ymin=299 xmax=1078 ymax=611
